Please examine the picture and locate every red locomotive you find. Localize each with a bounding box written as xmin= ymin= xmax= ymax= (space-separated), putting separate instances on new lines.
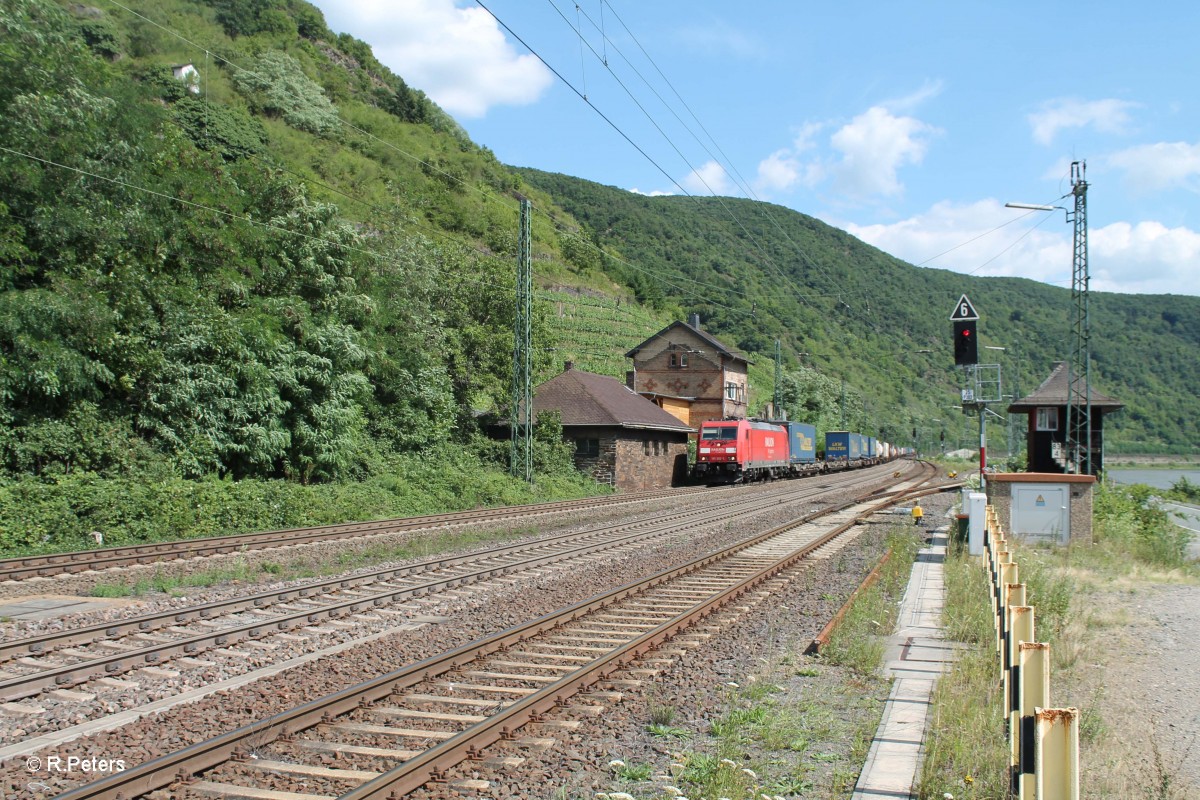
xmin=693 ymin=419 xmax=788 ymax=483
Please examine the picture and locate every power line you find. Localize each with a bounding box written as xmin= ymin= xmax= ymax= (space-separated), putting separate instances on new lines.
xmin=546 ymin=1 xmax=834 ymax=318
xmin=575 ymin=2 xmax=896 ymax=338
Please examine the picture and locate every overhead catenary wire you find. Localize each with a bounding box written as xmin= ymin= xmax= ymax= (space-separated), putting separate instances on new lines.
xmin=543 ymin=0 xmax=836 ymax=323
xmin=573 ymin=2 xmax=854 ymax=312
xmin=97 ymin=0 xmax=895 ymax=391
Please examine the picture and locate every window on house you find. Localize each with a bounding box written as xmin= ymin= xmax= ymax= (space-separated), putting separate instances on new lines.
xmin=654 ymin=440 xmax=661 ymax=455
xmin=669 ymin=352 xmax=688 ymax=368
xmin=576 ymin=438 xmax=600 ymax=457
xmin=725 ymin=382 xmax=742 ymax=402
xmin=643 ymin=439 xmax=650 ymax=456
xmin=1036 ymin=407 xmax=1058 ymax=431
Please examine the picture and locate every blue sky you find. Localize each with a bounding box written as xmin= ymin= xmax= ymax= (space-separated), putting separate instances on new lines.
xmin=312 ymin=0 xmax=1200 ymax=297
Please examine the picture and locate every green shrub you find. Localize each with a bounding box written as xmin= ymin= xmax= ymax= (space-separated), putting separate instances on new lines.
xmin=0 ymin=442 xmax=603 ymax=557
xmin=1094 ymin=483 xmax=1190 ymax=568
xmin=233 ymin=50 xmax=340 ymax=136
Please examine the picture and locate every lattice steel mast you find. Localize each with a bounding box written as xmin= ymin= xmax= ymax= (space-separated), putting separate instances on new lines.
xmin=510 ymin=197 xmax=533 ymax=483
xmin=1065 ymin=161 xmax=1091 ymax=474
xmin=773 ymin=339 xmax=783 ymax=418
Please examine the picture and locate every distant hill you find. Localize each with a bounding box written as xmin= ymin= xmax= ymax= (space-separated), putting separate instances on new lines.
xmin=0 ymin=0 xmax=1193 ymax=493
xmin=517 ymin=169 xmax=1200 ymax=455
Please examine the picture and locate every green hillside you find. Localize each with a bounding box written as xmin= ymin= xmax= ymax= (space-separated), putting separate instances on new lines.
xmin=1 ymin=0 xmax=1195 ymax=510
xmin=517 ymin=169 xmax=1200 ymax=455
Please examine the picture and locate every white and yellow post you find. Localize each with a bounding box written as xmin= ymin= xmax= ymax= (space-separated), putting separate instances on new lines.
xmin=1016 ymin=642 xmax=1051 ymax=799
xmin=1035 ymin=707 xmax=1080 ymax=800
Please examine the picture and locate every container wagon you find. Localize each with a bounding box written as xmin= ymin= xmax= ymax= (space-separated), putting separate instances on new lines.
xmin=774 ymin=420 xmax=821 ymax=476
xmin=824 ymin=430 xmax=852 ymax=470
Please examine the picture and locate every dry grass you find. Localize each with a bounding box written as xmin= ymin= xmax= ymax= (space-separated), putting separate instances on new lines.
xmin=919 ymin=483 xmax=1200 ymax=800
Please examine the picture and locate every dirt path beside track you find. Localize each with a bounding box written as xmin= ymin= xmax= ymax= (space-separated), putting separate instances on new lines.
xmin=1070 ymin=582 xmax=1200 ymax=799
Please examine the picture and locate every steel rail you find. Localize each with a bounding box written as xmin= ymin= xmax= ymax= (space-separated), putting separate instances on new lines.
xmin=0 ymin=470 xmax=893 ymax=700
xmin=49 ymin=464 xmax=936 ymax=800
xmin=0 ymin=485 xmax=712 ymax=581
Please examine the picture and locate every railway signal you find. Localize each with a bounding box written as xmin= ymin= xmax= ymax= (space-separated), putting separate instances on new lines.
xmin=950 ymin=294 xmax=979 ymax=366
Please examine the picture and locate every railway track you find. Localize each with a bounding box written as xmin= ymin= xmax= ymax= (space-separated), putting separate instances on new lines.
xmin=44 ymin=463 xmax=939 ymax=800
xmin=0 ymin=486 xmax=712 ymax=583
xmin=0 ymin=470 xmax=894 ymax=703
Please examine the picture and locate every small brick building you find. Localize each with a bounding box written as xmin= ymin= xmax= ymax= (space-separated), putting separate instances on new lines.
xmin=1007 ymin=361 xmax=1124 ymax=475
xmin=625 ymin=314 xmax=749 ymax=429
xmin=533 ymin=364 xmax=693 ymax=491
xmin=986 ymin=472 xmax=1097 ymax=544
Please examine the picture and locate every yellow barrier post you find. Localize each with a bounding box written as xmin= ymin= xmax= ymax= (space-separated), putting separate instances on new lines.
xmin=1002 ymin=587 xmax=1028 ymax=708
xmin=1005 ymin=604 xmax=1034 ymax=732
xmin=1016 ymin=643 xmax=1051 ymax=799
xmin=1035 ymin=707 xmax=1080 ymax=800
xmin=996 ymin=561 xmax=1018 ymax=656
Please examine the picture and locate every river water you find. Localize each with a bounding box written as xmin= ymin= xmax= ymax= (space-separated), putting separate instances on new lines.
xmin=1108 ymin=468 xmax=1200 ymax=490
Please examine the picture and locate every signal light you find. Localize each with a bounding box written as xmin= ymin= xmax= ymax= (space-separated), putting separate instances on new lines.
xmin=954 ymin=320 xmax=977 ymax=366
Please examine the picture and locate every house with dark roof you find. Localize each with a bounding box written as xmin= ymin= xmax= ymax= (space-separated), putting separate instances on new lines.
xmin=1007 ymin=361 xmax=1124 ymax=474
xmin=625 ymin=314 xmax=750 ymax=429
xmin=533 ymin=363 xmax=694 ymax=490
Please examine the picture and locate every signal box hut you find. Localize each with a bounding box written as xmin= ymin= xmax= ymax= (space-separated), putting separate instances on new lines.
xmin=532 ymin=364 xmax=693 ymax=490
xmin=625 ymin=314 xmax=750 ymax=430
xmin=1007 ymin=361 xmax=1124 ymax=475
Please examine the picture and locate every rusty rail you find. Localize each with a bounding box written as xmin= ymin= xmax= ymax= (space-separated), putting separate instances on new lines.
xmin=1 ymin=476 xmax=877 ymax=701
xmin=51 ymin=465 xmax=934 ymax=800
xmin=0 ymin=486 xmax=711 ymax=582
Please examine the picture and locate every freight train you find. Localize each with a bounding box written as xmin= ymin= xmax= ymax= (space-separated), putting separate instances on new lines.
xmin=692 ymin=418 xmax=901 ymax=484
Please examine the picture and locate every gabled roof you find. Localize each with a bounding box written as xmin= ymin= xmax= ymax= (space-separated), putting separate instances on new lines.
xmin=534 ymin=368 xmax=694 ymax=432
xmin=625 ymin=320 xmax=750 ymax=365
xmin=1007 ymin=362 xmax=1124 ymax=412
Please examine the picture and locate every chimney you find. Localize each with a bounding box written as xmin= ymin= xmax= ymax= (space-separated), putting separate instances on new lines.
xmin=564 ymin=360 xmax=574 ymax=372
xmin=625 ymin=370 xmax=636 ymax=390
xmin=688 ymin=313 xmax=700 ymax=329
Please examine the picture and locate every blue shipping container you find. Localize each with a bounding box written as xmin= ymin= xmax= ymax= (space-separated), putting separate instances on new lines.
xmin=782 ymin=421 xmax=818 ymax=464
xmin=867 ymin=437 xmax=877 ymax=459
xmin=825 ymin=431 xmax=850 ymax=461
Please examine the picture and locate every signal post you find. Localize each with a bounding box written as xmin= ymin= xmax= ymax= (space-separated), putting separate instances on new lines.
xmin=952 ymin=295 xmax=1001 ymax=491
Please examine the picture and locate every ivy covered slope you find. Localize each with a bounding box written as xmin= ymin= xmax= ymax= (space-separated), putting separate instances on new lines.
xmin=517 ymin=168 xmax=1200 ymax=455
xmin=0 ymin=0 xmax=613 ymax=552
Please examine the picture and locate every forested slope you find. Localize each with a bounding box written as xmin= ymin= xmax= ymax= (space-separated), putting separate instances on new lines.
xmin=1 ymin=0 xmax=1194 ymax=526
xmin=517 ymin=168 xmax=1200 ymax=455
xmin=0 ymin=0 xmax=586 ymax=486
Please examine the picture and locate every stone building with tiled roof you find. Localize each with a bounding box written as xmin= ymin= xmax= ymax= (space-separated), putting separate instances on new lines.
xmin=625 ymin=314 xmax=749 ymax=429
xmin=1007 ymin=361 xmax=1124 ymax=474
xmin=533 ymin=364 xmax=693 ymax=490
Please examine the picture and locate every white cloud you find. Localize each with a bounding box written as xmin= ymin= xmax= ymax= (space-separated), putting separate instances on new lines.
xmin=756 ymin=150 xmax=802 ymax=193
xmin=839 ymin=200 xmax=1200 ymax=295
xmin=829 ymin=106 xmax=938 ymax=197
xmin=1107 ymin=141 xmax=1200 ymax=193
xmin=628 ymin=187 xmax=674 ymax=197
xmin=1090 ymin=220 xmax=1200 ymax=293
xmin=753 ymin=123 xmax=822 ymax=195
xmin=751 ymin=105 xmax=936 ymax=202
xmin=1028 ymin=98 xmax=1138 ymax=146
xmin=681 ymin=160 xmax=734 ymax=195
xmin=314 ymin=0 xmax=553 ymax=118
xmin=843 ymin=199 xmax=1068 ymax=283
xmin=882 ymin=80 xmax=944 ymax=114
